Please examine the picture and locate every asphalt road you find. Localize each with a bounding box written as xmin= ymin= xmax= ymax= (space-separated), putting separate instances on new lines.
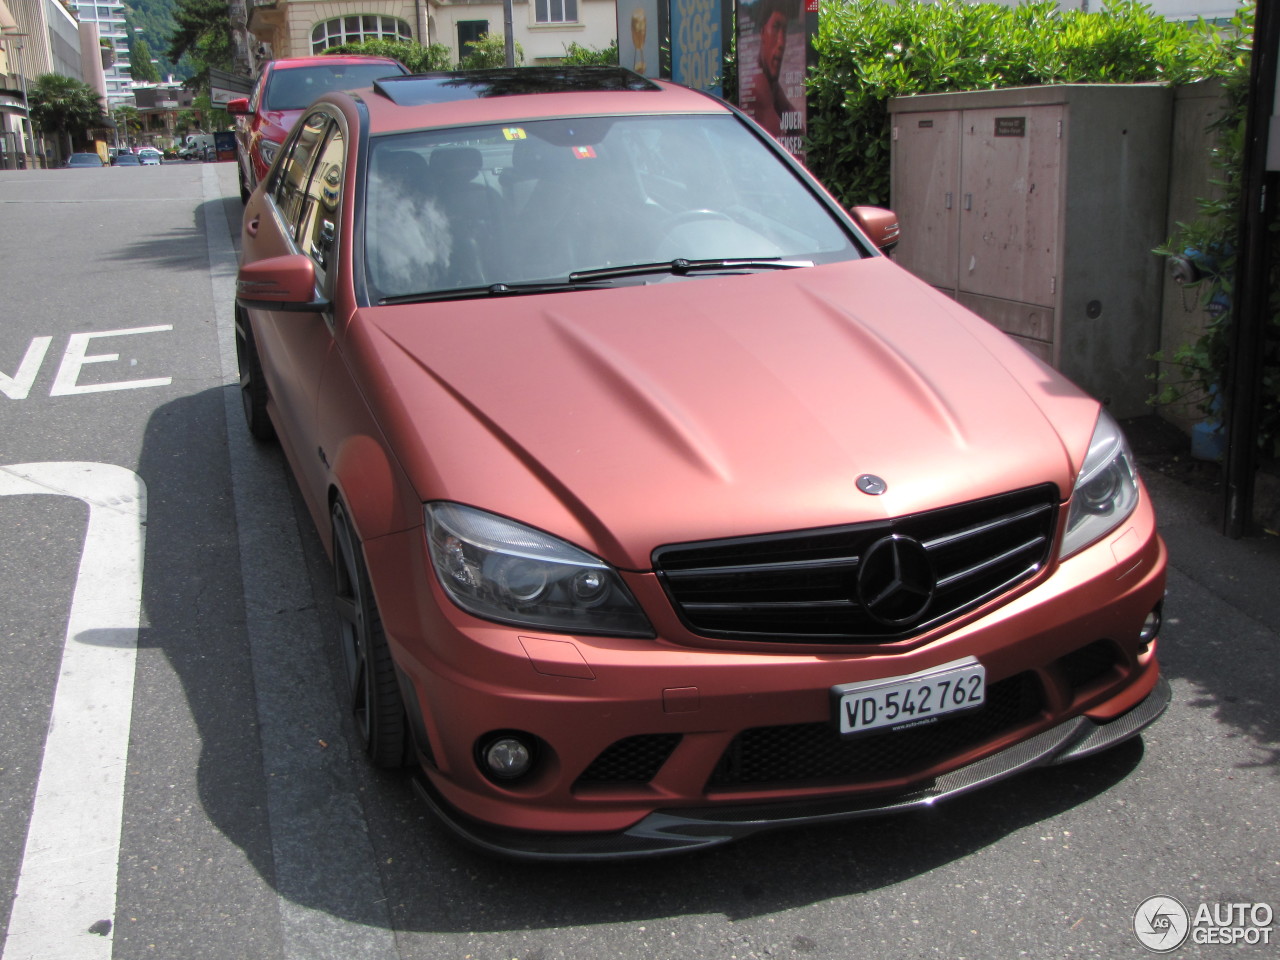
xmin=0 ymin=160 xmax=1275 ymax=960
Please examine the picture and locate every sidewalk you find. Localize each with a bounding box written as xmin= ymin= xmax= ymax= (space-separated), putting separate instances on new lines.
xmin=1127 ymin=414 xmax=1280 ymax=640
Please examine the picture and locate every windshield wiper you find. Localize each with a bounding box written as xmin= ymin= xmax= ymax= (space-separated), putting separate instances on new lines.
xmin=379 ymin=279 xmax=611 ymax=305
xmin=376 ymin=258 xmax=815 ymax=304
xmin=569 ymin=257 xmax=815 ymax=283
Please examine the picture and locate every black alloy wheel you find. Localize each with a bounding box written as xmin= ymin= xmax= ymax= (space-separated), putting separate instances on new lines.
xmin=331 ymin=501 xmax=407 ymax=767
xmin=234 ymin=307 xmax=275 ymax=442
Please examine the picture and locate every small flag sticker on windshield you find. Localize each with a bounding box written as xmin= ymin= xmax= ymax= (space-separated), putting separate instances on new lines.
xmin=572 ymin=145 xmax=597 ymax=159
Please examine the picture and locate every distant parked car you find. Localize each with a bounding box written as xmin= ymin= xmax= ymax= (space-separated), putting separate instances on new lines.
xmin=226 ymin=54 xmax=407 ymax=203
xmin=113 ymin=152 xmax=142 ymax=166
xmin=137 ymin=148 xmax=162 ymax=166
xmin=65 ymin=152 xmax=104 ymax=168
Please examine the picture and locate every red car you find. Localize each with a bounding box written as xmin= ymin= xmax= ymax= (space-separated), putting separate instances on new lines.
xmin=236 ymin=68 xmax=1169 ymax=859
xmin=227 ymin=54 xmax=407 ymax=202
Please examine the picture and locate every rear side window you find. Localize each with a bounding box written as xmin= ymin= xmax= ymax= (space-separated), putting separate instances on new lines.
xmin=273 ymin=113 xmax=329 ymax=230
xmin=297 ymin=125 xmax=345 ymax=284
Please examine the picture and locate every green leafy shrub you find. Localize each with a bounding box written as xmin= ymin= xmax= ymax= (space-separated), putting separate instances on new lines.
xmin=1153 ymin=2 xmax=1279 ymax=456
xmin=806 ymin=0 xmax=1230 ymax=207
xmin=561 ymin=41 xmax=619 ymax=66
xmin=457 ymin=34 xmax=525 ymax=70
xmin=324 ymin=38 xmax=452 ymax=73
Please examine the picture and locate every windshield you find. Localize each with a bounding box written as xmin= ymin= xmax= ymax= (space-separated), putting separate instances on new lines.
xmin=265 ymin=63 xmax=403 ymax=111
xmin=363 ymin=114 xmax=860 ymax=302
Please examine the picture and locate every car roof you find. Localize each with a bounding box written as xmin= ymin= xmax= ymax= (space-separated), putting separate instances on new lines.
xmin=269 ymin=54 xmax=405 ymax=71
xmin=355 ymin=67 xmax=728 ymax=134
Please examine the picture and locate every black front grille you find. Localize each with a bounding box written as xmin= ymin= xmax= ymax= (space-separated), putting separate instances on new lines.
xmin=576 ymin=734 xmax=682 ymax=785
xmin=709 ymin=672 xmax=1044 ymax=787
xmin=654 ymin=485 xmax=1058 ymax=643
xmin=1057 ymin=640 xmax=1123 ymax=691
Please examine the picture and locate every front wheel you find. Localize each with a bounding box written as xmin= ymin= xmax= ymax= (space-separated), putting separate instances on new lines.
xmin=238 ymin=160 xmax=251 ymax=204
xmin=332 ymin=501 xmax=407 ymax=767
xmin=234 ymin=307 xmax=275 ymax=442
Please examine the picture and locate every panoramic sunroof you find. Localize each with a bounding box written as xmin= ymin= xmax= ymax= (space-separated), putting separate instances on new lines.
xmin=373 ymin=67 xmax=661 ymax=106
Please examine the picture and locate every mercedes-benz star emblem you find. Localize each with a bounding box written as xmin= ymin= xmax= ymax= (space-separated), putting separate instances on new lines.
xmin=856 ymin=474 xmax=888 ymax=495
xmin=857 ymin=535 xmax=936 ymax=626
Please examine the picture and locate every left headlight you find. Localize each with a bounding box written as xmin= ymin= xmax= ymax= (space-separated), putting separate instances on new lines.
xmin=258 ymin=137 xmax=281 ymax=169
xmin=1060 ymin=410 xmax=1140 ymax=559
xmin=424 ymin=502 xmax=654 ymax=637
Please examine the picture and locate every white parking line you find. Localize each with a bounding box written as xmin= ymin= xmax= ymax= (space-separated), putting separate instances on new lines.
xmin=0 ymin=462 xmax=146 ymax=960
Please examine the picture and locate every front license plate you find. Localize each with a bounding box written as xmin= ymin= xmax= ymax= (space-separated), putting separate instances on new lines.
xmin=831 ymin=657 xmax=986 ymax=738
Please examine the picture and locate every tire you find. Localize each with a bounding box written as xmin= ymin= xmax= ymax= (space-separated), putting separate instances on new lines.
xmin=332 ymin=501 xmax=407 ymax=767
xmin=234 ymin=307 xmax=276 ymax=442
xmin=238 ymin=160 xmax=251 ymax=204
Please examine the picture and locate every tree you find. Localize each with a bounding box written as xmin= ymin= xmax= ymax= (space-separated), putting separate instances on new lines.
xmin=167 ymin=0 xmax=232 ymax=92
xmin=28 ymin=73 xmax=104 ymax=159
xmin=131 ymin=37 xmax=160 ymax=83
xmin=113 ymin=104 xmax=141 ymax=147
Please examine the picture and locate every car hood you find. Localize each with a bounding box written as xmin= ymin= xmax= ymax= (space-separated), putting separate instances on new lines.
xmin=360 ymin=258 xmax=1102 ymax=569
xmin=257 ymin=108 xmax=301 ymax=145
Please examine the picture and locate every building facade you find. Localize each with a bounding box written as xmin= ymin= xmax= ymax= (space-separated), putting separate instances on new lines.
xmin=244 ymin=0 xmax=617 ymax=71
xmin=69 ymin=0 xmax=132 ymax=104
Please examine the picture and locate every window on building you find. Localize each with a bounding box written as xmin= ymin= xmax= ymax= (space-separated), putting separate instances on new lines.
xmin=311 ymin=16 xmax=411 ymax=53
xmin=535 ymin=0 xmax=578 ymax=24
xmin=457 ymin=20 xmax=488 ymax=58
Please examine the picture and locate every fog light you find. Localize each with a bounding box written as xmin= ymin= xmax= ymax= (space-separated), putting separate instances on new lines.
xmin=480 ymin=734 xmax=534 ymax=781
xmin=1139 ymin=605 xmax=1162 ymax=645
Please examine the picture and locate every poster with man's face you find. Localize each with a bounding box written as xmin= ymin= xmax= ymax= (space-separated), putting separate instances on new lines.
xmin=738 ymin=0 xmax=809 ymax=159
xmin=617 ymin=0 xmax=663 ymax=79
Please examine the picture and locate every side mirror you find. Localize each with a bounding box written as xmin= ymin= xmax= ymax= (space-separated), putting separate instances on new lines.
xmin=850 ymin=206 xmax=900 ymax=254
xmin=226 ymin=97 xmax=251 ymax=116
xmin=237 ymin=255 xmax=330 ymax=312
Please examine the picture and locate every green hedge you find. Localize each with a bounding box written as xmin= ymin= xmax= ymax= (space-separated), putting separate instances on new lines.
xmin=806 ymin=0 xmax=1234 ymax=208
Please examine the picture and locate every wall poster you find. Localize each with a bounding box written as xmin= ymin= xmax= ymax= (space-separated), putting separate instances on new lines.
xmin=738 ymin=0 xmax=816 ymax=160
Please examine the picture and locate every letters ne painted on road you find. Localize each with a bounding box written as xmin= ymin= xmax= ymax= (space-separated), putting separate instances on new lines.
xmin=1 ymin=326 xmax=172 ymax=400
xmin=0 ymin=463 xmax=146 ymax=960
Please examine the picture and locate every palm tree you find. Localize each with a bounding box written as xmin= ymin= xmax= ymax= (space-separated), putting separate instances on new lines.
xmin=113 ymin=105 xmax=142 ymax=149
xmin=28 ymin=74 xmax=105 ymax=161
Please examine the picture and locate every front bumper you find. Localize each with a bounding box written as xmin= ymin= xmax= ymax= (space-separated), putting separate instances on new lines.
xmin=413 ymin=674 xmax=1171 ymax=860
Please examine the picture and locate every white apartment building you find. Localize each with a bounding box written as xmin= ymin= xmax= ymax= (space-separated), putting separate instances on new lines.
xmin=68 ymin=0 xmax=130 ymax=102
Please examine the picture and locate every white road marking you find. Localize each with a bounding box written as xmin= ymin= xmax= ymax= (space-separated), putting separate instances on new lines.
xmin=0 ymin=462 xmax=146 ymax=960
xmin=49 ymin=326 xmax=174 ymax=396
xmin=0 ymin=337 xmax=52 ymax=400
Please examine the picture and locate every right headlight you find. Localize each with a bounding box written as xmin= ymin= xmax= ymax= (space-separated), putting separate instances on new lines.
xmin=1060 ymin=410 xmax=1140 ymax=559
xmin=424 ymin=502 xmax=654 ymax=637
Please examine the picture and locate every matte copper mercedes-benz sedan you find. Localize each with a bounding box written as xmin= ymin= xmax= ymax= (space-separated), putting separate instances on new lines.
xmin=235 ymin=67 xmax=1169 ymax=859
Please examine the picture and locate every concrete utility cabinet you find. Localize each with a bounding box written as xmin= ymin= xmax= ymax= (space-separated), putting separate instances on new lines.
xmin=888 ymin=84 xmax=1173 ymax=417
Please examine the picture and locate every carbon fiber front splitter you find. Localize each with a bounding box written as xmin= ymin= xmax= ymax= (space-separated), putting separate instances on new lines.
xmin=412 ymin=674 xmax=1172 ymax=861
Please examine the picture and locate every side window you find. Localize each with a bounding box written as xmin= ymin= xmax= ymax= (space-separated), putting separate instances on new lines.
xmin=249 ymin=69 xmax=266 ymax=113
xmin=296 ymin=125 xmax=345 ymax=283
xmin=272 ymin=113 xmax=329 ymax=232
